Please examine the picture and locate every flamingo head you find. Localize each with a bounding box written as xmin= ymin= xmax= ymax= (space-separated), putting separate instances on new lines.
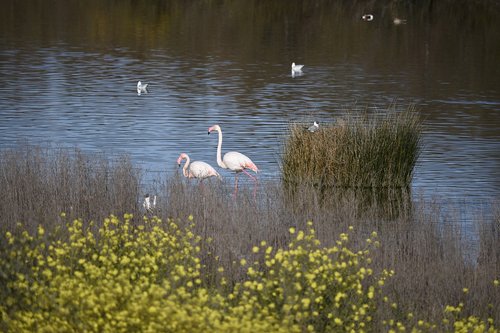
xmin=208 ymin=124 xmax=221 ymax=134
xmin=177 ymin=153 xmax=188 ymax=166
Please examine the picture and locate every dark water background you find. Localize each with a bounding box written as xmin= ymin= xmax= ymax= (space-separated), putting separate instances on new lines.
xmin=1 ymin=1 xmax=499 ymax=207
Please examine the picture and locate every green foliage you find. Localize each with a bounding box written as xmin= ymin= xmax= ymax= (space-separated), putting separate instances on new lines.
xmin=281 ymin=106 xmax=422 ymax=189
xmin=0 ymin=215 xmax=497 ymax=332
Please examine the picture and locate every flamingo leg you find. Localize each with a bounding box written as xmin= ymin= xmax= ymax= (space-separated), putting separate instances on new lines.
xmin=241 ymin=169 xmax=257 ymax=182
xmin=234 ymin=173 xmax=239 ymax=197
xmin=242 ymin=169 xmax=258 ymax=200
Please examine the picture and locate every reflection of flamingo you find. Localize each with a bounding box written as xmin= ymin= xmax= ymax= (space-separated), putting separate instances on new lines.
xmin=177 ymin=153 xmax=220 ymax=180
xmin=208 ymin=124 xmax=259 ymax=196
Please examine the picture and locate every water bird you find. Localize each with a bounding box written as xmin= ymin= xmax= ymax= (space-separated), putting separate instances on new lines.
xmin=142 ymin=193 xmax=156 ymax=213
xmin=208 ymin=124 xmax=259 ymax=197
xmin=393 ymin=18 xmax=407 ymax=25
xmin=362 ymin=14 xmax=374 ymax=21
xmin=308 ymin=121 xmax=319 ymax=133
xmin=137 ymin=81 xmax=148 ymax=95
xmin=177 ymin=153 xmax=220 ymax=180
xmin=291 ymin=62 xmax=304 ymax=73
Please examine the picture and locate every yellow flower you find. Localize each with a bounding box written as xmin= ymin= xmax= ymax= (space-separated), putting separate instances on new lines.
xmin=289 ymin=227 xmax=296 ymax=234
xmin=252 ymin=246 xmax=259 ymax=253
xmin=240 ymin=259 xmax=247 ymax=266
xmin=301 ymin=298 xmax=311 ymax=308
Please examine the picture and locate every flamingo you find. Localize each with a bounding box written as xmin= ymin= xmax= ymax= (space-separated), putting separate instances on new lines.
xmin=177 ymin=153 xmax=220 ymax=180
xmin=137 ymin=81 xmax=148 ymax=95
xmin=207 ymin=124 xmax=259 ymax=196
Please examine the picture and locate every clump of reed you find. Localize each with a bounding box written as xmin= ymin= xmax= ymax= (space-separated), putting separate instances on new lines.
xmin=281 ymin=105 xmax=422 ymax=190
xmin=0 ymin=144 xmax=141 ymax=232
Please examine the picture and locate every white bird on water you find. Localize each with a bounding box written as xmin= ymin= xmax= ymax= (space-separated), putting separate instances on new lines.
xmin=308 ymin=121 xmax=319 ymax=133
xmin=137 ymin=81 xmax=148 ymax=95
xmin=362 ymin=14 xmax=374 ymax=21
xmin=177 ymin=153 xmax=220 ymax=180
xmin=291 ymin=62 xmax=304 ymax=73
xmin=393 ymin=18 xmax=407 ymax=25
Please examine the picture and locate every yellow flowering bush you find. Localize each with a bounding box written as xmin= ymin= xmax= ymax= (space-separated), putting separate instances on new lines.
xmin=228 ymin=224 xmax=389 ymax=332
xmin=0 ymin=215 xmax=497 ymax=332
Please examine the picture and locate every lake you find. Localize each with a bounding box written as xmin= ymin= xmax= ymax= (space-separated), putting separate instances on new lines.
xmin=1 ymin=0 xmax=499 ymax=206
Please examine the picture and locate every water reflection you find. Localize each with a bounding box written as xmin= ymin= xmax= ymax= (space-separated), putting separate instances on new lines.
xmin=0 ymin=0 xmax=499 ymax=202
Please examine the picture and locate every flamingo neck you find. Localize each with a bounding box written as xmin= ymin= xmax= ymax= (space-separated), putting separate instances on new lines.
xmin=215 ymin=128 xmax=227 ymax=169
xmin=182 ymin=156 xmax=190 ymax=177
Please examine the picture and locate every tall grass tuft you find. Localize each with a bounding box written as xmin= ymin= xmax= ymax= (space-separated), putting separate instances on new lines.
xmin=281 ymin=105 xmax=422 ymax=189
xmin=0 ymin=144 xmax=141 ymax=231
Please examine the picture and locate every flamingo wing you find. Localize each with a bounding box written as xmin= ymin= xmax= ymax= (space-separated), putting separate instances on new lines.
xmin=189 ymin=161 xmax=220 ymax=179
xmin=223 ymin=151 xmax=258 ymax=173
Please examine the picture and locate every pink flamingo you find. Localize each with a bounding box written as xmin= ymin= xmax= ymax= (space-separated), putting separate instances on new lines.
xmin=207 ymin=124 xmax=259 ymax=196
xmin=177 ymin=153 xmax=220 ymax=180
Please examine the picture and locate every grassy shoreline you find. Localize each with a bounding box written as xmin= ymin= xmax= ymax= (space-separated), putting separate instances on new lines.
xmin=0 ymin=145 xmax=499 ymax=331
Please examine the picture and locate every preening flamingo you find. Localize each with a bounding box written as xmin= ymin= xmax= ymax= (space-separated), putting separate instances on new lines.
xmin=177 ymin=153 xmax=220 ymax=180
xmin=207 ymin=124 xmax=259 ymax=196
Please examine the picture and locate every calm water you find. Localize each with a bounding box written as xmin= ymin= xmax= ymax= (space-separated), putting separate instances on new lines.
xmin=1 ymin=1 xmax=499 ymax=203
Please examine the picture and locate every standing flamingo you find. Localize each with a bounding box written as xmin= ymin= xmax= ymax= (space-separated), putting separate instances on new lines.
xmin=177 ymin=153 xmax=220 ymax=180
xmin=207 ymin=124 xmax=259 ymax=196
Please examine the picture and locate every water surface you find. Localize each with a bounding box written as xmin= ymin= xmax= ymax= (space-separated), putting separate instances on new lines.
xmin=1 ymin=0 xmax=499 ymax=204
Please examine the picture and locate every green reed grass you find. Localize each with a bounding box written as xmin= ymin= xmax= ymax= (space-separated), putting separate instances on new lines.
xmin=281 ymin=105 xmax=422 ymax=189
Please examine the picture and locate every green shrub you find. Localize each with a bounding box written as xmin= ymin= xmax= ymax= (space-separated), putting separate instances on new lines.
xmin=0 ymin=214 xmax=497 ymax=332
xmin=281 ymin=106 xmax=422 ymax=189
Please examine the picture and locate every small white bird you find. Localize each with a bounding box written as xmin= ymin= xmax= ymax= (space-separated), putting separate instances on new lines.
xmin=142 ymin=193 xmax=156 ymax=212
xmin=393 ymin=18 xmax=407 ymax=25
xmin=137 ymin=81 xmax=148 ymax=95
xmin=362 ymin=14 xmax=374 ymax=21
xmin=291 ymin=62 xmax=304 ymax=73
xmin=308 ymin=121 xmax=319 ymax=133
